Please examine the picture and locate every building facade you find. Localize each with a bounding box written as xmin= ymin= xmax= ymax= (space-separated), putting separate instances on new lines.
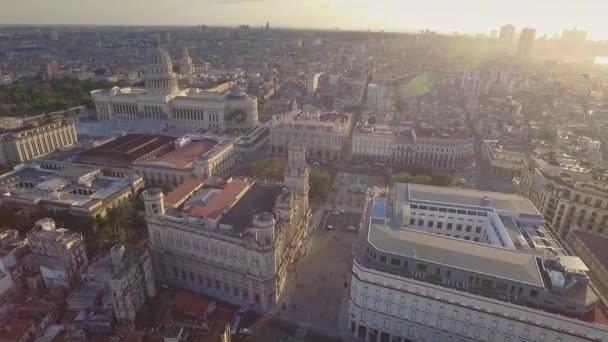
xmin=352 ymin=122 xmax=474 ymax=170
xmin=367 ymin=84 xmax=387 ymax=112
xmin=108 ymin=244 xmax=157 ymax=324
xmin=0 ymin=119 xmax=77 ymax=166
xmin=269 ymin=108 xmax=352 ymax=161
xmin=92 ymin=48 xmax=258 ymax=132
xmin=144 ymin=143 xmax=310 ymax=310
xmin=134 ymin=136 xmax=235 ymax=187
xmin=347 ymin=184 xmax=608 ymax=342
xmin=514 ymin=156 xmax=608 ymax=239
xmin=482 ymin=140 xmax=527 ymax=178
xmin=25 ymin=218 xmax=88 ymax=290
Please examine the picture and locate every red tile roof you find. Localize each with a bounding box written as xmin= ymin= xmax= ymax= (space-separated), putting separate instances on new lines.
xmin=148 ymin=139 xmax=218 ymax=169
xmin=164 ymin=178 xmax=204 ymax=208
xmin=185 ymin=179 xmax=250 ymax=219
xmin=173 ymin=292 xmax=215 ymax=317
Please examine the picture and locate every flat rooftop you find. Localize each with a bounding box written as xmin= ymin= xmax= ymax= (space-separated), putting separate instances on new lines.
xmin=144 ymin=139 xmax=218 ymax=169
xmin=219 ymin=182 xmax=284 ymax=232
xmin=368 ymin=224 xmax=544 ymax=286
xmin=397 ymin=183 xmax=540 ymax=215
xmin=78 ymin=134 xmax=174 ymax=167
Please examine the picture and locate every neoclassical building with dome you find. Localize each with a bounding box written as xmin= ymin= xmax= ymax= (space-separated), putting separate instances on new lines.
xmin=91 ymin=47 xmax=258 ymax=132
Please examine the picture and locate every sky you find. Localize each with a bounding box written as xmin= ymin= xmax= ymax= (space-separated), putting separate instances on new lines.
xmin=2 ymin=0 xmax=608 ymax=40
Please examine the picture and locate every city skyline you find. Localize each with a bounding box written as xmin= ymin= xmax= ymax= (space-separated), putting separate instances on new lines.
xmin=2 ymin=0 xmax=608 ymax=40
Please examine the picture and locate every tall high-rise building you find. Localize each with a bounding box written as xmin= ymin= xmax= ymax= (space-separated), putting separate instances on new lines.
xmin=518 ymin=28 xmax=536 ymax=56
xmin=499 ymin=24 xmax=515 ymax=43
xmin=562 ymin=29 xmax=588 ymax=44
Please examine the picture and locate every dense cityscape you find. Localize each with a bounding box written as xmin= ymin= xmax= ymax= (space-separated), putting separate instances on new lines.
xmin=0 ymin=18 xmax=608 ymax=342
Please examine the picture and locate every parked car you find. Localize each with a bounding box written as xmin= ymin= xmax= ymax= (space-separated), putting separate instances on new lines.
xmin=325 ymin=225 xmax=335 ymax=230
xmin=347 ymin=225 xmax=357 ymax=231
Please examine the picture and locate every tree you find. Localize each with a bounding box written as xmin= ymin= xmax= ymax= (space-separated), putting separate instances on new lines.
xmin=309 ymin=168 xmax=332 ymax=201
xmin=246 ymin=158 xmax=285 ymax=182
xmin=160 ymin=182 xmax=174 ymax=195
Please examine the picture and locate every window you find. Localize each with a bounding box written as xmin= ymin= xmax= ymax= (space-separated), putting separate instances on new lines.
xmin=384 ymin=318 xmax=390 ymax=329
xmin=376 ymin=289 xmax=380 ymax=297
xmin=474 ymin=329 xmax=480 ymax=337
xmin=449 ymin=321 xmax=455 ymax=330
xmin=461 ymin=326 xmax=468 ymax=334
xmin=539 ymin=333 xmax=546 ymax=341
xmin=413 ymin=299 xmax=419 ymax=308
xmin=399 ymin=307 xmax=404 ymax=316
xmin=488 ymin=332 xmax=495 ymax=341
xmin=447 ymin=223 xmax=453 ymax=230
xmin=423 ymin=315 xmax=429 ymax=323
xmin=410 ymin=311 xmax=416 ymax=320
xmin=363 ymin=298 xmax=368 ymax=307
xmin=426 ymin=303 xmax=431 ymax=311
xmin=437 ymin=222 xmax=443 ymax=229
xmin=374 ymin=301 xmax=379 ymax=310
xmin=388 ymin=293 xmax=393 ymax=302
xmin=452 ymin=310 xmax=458 ymax=318
xmin=439 ymin=306 xmax=444 ymax=315
xmin=410 ymin=218 xmax=415 ymax=225
xmin=427 ymin=221 xmax=433 ymax=228
xmin=364 ymin=287 xmax=369 ymax=295
xmin=465 ymin=313 xmax=471 ymax=321
xmin=530 ymin=289 xmax=538 ymax=298
xmin=400 ymin=296 xmax=406 ymax=304
xmin=491 ymin=320 xmax=498 ymax=328
xmin=436 ymin=318 xmax=442 ymax=327
xmin=386 ymin=304 xmax=392 ymax=313
xmin=380 ymin=255 xmax=387 ymax=263
xmin=456 ymin=224 xmax=462 ymax=231
xmin=391 ymin=258 xmax=401 ymax=266
xmin=507 ymin=324 xmax=513 ymax=332
xmin=418 ymin=219 xmax=424 ymax=226
xmin=523 ymin=328 xmax=529 ymax=337
xmin=475 ymin=226 xmax=481 ymax=233
xmin=465 ymin=225 xmax=472 ymax=232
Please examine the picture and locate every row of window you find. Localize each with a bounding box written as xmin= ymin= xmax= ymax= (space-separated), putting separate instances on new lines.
xmin=409 ymin=204 xmax=489 ymax=217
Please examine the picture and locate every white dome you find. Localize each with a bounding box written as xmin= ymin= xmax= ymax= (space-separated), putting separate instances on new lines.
xmin=145 ymin=47 xmax=173 ymax=67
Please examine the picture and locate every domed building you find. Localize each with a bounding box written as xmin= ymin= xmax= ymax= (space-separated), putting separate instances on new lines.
xmin=91 ymin=47 xmax=258 ymax=132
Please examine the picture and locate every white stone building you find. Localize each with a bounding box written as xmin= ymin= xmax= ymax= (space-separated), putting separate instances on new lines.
xmin=347 ymin=184 xmax=608 ymax=342
xmin=269 ymin=108 xmax=352 ymax=161
xmin=352 ymin=122 xmax=474 ymax=170
xmin=134 ymin=136 xmax=235 ymax=186
xmin=482 ymin=140 xmax=527 ymax=178
xmin=91 ymin=47 xmax=258 ymax=132
xmin=144 ymin=143 xmax=310 ymax=309
xmin=514 ymin=155 xmax=608 ymax=239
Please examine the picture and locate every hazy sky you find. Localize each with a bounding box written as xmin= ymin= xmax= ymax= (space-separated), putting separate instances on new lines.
xmin=2 ymin=0 xmax=608 ymax=39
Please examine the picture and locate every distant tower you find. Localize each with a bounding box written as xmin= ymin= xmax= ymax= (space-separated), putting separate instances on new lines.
xmin=499 ymin=24 xmax=515 ymax=44
xmin=283 ymin=142 xmax=309 ymax=212
xmin=97 ymin=31 xmax=102 ymax=48
xmin=518 ymin=28 xmax=536 ymax=56
xmin=179 ymin=47 xmax=194 ymax=85
xmin=266 ymin=22 xmax=270 ymax=30
xmin=142 ymin=188 xmax=165 ymax=217
xmin=50 ymin=30 xmax=59 ymax=41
